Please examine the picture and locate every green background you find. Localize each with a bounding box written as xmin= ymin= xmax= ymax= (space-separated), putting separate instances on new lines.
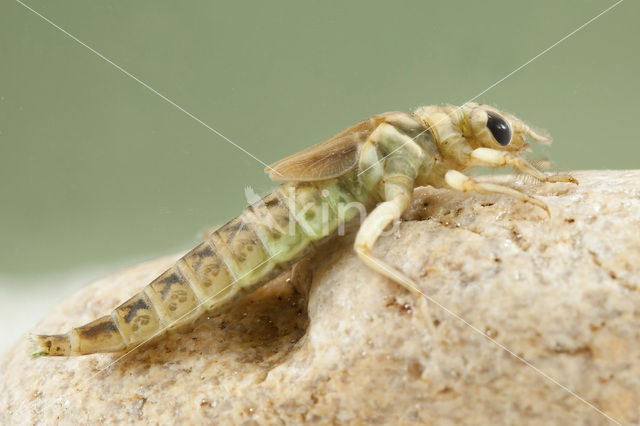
xmin=0 ymin=0 xmax=637 ymax=307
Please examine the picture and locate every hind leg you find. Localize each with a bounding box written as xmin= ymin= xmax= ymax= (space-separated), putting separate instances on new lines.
xmin=288 ymin=256 xmax=314 ymax=298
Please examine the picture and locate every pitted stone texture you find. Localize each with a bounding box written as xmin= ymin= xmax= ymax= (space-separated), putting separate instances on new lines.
xmin=1 ymin=170 xmax=639 ymax=425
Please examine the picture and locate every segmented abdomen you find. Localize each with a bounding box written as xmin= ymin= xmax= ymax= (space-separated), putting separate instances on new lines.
xmin=32 ymin=174 xmax=370 ymax=356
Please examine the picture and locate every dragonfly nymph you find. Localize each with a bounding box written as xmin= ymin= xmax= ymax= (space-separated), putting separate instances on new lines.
xmin=32 ymin=103 xmax=576 ymax=356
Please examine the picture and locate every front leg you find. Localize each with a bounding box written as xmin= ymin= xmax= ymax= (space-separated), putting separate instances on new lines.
xmin=471 ymin=147 xmax=578 ymax=184
xmin=445 ymin=170 xmax=550 ymax=215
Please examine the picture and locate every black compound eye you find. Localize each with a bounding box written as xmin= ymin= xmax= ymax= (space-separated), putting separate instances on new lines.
xmin=486 ymin=111 xmax=511 ymax=146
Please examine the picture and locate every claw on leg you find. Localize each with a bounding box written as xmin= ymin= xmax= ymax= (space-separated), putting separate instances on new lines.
xmin=545 ymin=174 xmax=579 ymax=184
xmin=445 ymin=170 xmax=550 ymax=216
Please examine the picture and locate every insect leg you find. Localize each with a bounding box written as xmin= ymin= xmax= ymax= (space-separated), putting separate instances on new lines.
xmin=470 ymin=148 xmax=578 ymax=184
xmin=355 ymin=137 xmax=439 ymax=336
xmin=353 ymin=189 xmax=412 ymax=291
xmin=355 ymin=125 xmax=421 ymax=295
xmin=445 ymin=170 xmax=550 ymax=215
xmin=354 ymin=188 xmax=439 ymax=337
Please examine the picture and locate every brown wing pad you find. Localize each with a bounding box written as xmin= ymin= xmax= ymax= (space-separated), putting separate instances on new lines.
xmin=266 ymin=115 xmax=389 ymax=182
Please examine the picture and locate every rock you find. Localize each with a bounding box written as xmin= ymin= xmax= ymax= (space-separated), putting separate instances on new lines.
xmin=2 ymin=170 xmax=639 ymax=425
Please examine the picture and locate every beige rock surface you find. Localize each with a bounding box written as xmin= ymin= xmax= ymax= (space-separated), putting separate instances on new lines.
xmin=2 ymin=170 xmax=639 ymax=425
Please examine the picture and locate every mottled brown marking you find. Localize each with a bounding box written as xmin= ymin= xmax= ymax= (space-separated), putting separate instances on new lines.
xmin=76 ymin=318 xmax=118 ymax=339
xmin=156 ymin=271 xmax=183 ymax=298
xmin=124 ymin=298 xmax=150 ymax=323
xmin=184 ymin=241 xmax=218 ymax=282
xmin=131 ymin=314 xmax=150 ymax=332
xmin=167 ymin=289 xmax=188 ymax=311
xmin=264 ymin=197 xmax=279 ymax=207
xmin=219 ymin=216 xmax=265 ymax=265
xmin=182 ymin=239 xmax=234 ymax=297
xmin=221 ymin=221 xmax=243 ymax=238
xmin=195 ymin=244 xmax=214 ymax=258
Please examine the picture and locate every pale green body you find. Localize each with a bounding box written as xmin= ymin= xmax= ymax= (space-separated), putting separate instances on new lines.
xmin=33 ymin=104 xmax=570 ymax=356
xmin=33 ymin=171 xmax=387 ymax=355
